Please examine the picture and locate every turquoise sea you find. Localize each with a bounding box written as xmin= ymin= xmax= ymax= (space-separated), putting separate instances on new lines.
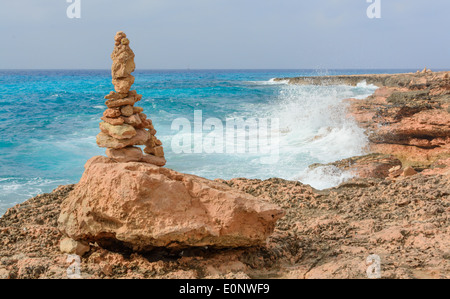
xmin=0 ymin=69 xmax=419 ymax=215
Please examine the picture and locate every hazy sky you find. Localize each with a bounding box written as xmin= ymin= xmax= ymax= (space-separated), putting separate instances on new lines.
xmin=0 ymin=0 xmax=449 ymax=69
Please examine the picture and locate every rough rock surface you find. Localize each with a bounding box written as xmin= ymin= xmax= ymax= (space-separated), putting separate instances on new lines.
xmin=99 ymin=122 xmax=136 ymax=139
xmin=343 ymin=71 xmax=450 ymax=170
xmin=97 ymin=31 xmax=166 ymax=166
xmin=96 ymin=130 xmax=149 ymax=149
xmin=105 ymin=147 xmax=143 ymax=163
xmin=309 ymin=153 xmax=402 ymax=179
xmin=59 ymin=238 xmax=90 ymax=256
xmin=58 ymin=156 xmax=285 ymax=251
xmin=1 ymin=172 xmax=448 ymax=279
xmin=274 ymin=71 xmax=450 ymax=89
xmin=277 ymin=71 xmax=450 ymax=174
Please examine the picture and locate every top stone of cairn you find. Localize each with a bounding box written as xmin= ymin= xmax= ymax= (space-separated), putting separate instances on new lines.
xmin=111 ymin=31 xmax=136 ymax=93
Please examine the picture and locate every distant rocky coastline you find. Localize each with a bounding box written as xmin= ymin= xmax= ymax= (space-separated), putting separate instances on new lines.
xmin=280 ymin=70 xmax=450 ymax=177
xmin=0 ymin=70 xmax=449 ymax=279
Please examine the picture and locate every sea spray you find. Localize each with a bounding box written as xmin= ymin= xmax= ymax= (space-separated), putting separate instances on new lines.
xmin=232 ymin=80 xmax=375 ymax=188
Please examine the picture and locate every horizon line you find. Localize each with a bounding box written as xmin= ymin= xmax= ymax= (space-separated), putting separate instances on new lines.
xmin=2 ymin=67 xmax=449 ymax=71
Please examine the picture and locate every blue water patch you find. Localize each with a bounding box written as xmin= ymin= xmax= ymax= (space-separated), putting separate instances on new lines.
xmin=0 ymin=69 xmax=416 ymax=215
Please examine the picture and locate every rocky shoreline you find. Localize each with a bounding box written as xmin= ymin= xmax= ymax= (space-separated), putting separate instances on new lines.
xmin=0 ymin=71 xmax=449 ymax=279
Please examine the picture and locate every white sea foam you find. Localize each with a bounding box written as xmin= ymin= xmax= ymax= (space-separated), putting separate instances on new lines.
xmin=0 ymin=177 xmax=70 ymax=215
xmin=352 ymin=80 xmax=378 ymax=99
xmin=268 ymin=78 xmax=289 ymax=84
xmin=0 ymin=177 xmax=68 ymax=194
xmin=249 ymin=78 xmax=289 ymax=85
xmin=356 ymin=80 xmax=378 ymax=89
xmin=229 ymin=81 xmax=374 ymax=189
xmin=296 ymin=165 xmax=355 ymax=190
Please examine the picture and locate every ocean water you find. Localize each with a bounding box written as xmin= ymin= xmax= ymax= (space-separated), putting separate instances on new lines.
xmin=0 ymin=69 xmax=412 ymax=215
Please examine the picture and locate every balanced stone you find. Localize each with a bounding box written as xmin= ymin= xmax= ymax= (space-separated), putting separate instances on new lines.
xmin=111 ymin=31 xmax=135 ymax=80
xmin=58 ymin=157 xmax=284 ymax=251
xmin=143 ymin=120 xmax=153 ymax=129
xmin=133 ymin=106 xmax=144 ymax=114
xmin=112 ymin=76 xmax=135 ymax=93
xmin=99 ymin=122 xmax=136 ymax=139
xmin=106 ymin=147 xmax=143 ymax=163
xmin=96 ymin=130 xmax=149 ymax=149
xmin=104 ymin=91 xmax=128 ymax=100
xmin=101 ymin=116 xmax=124 ymax=126
xmin=114 ymin=31 xmax=126 ymax=45
xmin=105 ymin=96 xmax=136 ymax=108
xmin=122 ymin=114 xmax=142 ymax=126
xmin=120 ymin=105 xmax=134 ymax=117
xmin=141 ymin=155 xmax=167 ymax=166
xmin=144 ymin=146 xmax=164 ymax=157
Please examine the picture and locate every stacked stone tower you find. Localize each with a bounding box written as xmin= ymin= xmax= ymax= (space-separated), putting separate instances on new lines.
xmin=96 ymin=31 xmax=166 ymax=166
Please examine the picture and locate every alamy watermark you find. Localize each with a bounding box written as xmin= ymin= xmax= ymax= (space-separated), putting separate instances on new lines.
xmin=171 ymin=111 xmax=280 ymax=164
xmin=66 ymin=254 xmax=81 ymax=279
xmin=366 ymin=254 xmax=382 ymax=279
xmin=366 ymin=0 xmax=381 ymax=19
xmin=66 ymin=0 xmax=81 ymax=19
xmin=66 ymin=1 xmax=380 ymax=21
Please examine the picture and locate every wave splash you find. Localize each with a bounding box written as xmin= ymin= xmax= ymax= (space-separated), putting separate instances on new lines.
xmin=249 ymin=80 xmax=377 ymax=189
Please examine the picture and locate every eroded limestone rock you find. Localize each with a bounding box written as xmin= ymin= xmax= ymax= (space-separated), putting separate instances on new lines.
xmin=58 ymin=157 xmax=285 ymax=251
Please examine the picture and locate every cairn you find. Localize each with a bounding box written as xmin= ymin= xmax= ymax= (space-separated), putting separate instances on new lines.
xmin=96 ymin=31 xmax=166 ymax=166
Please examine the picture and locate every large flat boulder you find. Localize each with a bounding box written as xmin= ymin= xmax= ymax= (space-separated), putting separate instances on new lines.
xmin=58 ymin=156 xmax=284 ymax=251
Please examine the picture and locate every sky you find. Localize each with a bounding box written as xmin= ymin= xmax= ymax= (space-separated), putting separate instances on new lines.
xmin=0 ymin=0 xmax=449 ymax=69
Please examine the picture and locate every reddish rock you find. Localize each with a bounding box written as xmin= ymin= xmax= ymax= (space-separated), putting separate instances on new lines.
xmin=100 ymin=116 xmax=124 ymax=126
xmin=104 ymin=96 xmax=137 ymax=108
xmin=402 ymin=166 xmax=418 ymax=177
xmin=309 ymin=153 xmax=402 ymax=179
xmin=389 ymin=165 xmax=403 ymax=178
xmin=112 ymin=76 xmax=135 ymax=94
xmin=139 ymin=113 xmax=147 ymax=121
xmin=141 ymin=154 xmax=166 ymax=166
xmin=370 ymin=110 xmax=450 ymax=147
xmin=133 ymin=106 xmax=144 ymax=114
xmin=122 ymin=114 xmax=142 ymax=126
xmin=421 ymin=158 xmax=450 ymax=175
xmin=120 ymin=105 xmax=134 ymax=117
xmin=96 ymin=130 xmax=149 ymax=149
xmin=103 ymin=108 xmax=121 ymax=118
xmin=1 ymin=173 xmax=449 ymax=279
xmin=342 ymin=72 xmax=450 ymax=169
xmin=59 ymin=237 xmax=90 ymax=256
xmin=105 ymin=147 xmax=143 ymax=163
xmin=99 ymin=122 xmax=137 ymax=140
xmin=111 ymin=31 xmax=135 ymax=80
xmin=58 ymin=157 xmax=285 ymax=251
xmin=144 ymin=146 xmax=164 ymax=158
xmin=104 ymin=91 xmax=128 ymax=100
xmin=370 ymin=143 xmax=449 ymax=170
